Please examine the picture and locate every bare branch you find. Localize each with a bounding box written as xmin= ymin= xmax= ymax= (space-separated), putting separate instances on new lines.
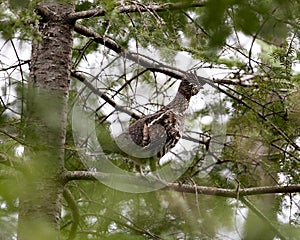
xmin=74 ymin=23 xmax=259 ymax=88
xmin=74 ymin=23 xmax=123 ymax=53
xmin=63 ymin=170 xmax=109 ymax=182
xmin=68 ymin=1 xmax=206 ymax=21
xmin=74 ymin=23 xmax=213 ymax=86
xmin=73 ymin=24 xmax=206 ymax=104
xmin=182 ymin=134 xmax=210 ymax=148
xmin=0 ymin=60 xmax=30 ymax=72
xmin=167 ymin=183 xmax=300 ymax=197
xmin=68 ymin=8 xmax=106 ymax=20
xmin=71 ymin=71 xmax=140 ymax=119
xmin=63 ymin=170 xmax=300 ymax=197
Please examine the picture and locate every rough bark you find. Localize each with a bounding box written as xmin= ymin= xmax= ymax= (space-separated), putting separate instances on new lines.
xmin=17 ymin=1 xmax=74 ymax=240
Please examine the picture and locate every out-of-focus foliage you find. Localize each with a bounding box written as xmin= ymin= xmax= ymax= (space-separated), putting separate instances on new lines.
xmin=0 ymin=0 xmax=41 ymax=40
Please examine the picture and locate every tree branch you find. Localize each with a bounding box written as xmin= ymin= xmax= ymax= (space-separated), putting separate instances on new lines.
xmin=68 ymin=1 xmax=206 ymax=21
xmin=71 ymin=71 xmax=140 ymax=119
xmin=167 ymin=182 xmax=300 ymax=197
xmin=63 ymin=170 xmax=109 ymax=182
xmin=68 ymin=8 xmax=106 ymax=20
xmin=73 ymin=23 xmax=258 ymax=87
xmin=0 ymin=60 xmax=30 ymax=72
xmin=73 ymin=24 xmax=189 ymax=79
xmin=74 ymin=23 xmax=123 ymax=53
xmin=63 ymin=170 xmax=300 ymax=197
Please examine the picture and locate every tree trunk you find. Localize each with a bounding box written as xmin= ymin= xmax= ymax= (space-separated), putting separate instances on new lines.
xmin=17 ymin=1 xmax=74 ymax=240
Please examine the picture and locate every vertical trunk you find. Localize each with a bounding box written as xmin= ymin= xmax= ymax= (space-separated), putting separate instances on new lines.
xmin=18 ymin=1 xmax=74 ymax=240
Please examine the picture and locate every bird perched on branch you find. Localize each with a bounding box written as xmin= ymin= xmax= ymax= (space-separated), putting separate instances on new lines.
xmin=115 ymin=73 xmax=202 ymax=172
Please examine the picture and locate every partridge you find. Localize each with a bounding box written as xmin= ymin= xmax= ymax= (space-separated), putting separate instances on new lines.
xmin=116 ymin=73 xmax=202 ymax=171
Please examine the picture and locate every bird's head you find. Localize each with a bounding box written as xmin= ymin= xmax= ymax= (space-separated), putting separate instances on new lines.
xmin=178 ymin=73 xmax=202 ymax=98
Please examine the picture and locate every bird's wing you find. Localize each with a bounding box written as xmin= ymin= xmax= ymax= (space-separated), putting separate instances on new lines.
xmin=128 ymin=108 xmax=183 ymax=157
